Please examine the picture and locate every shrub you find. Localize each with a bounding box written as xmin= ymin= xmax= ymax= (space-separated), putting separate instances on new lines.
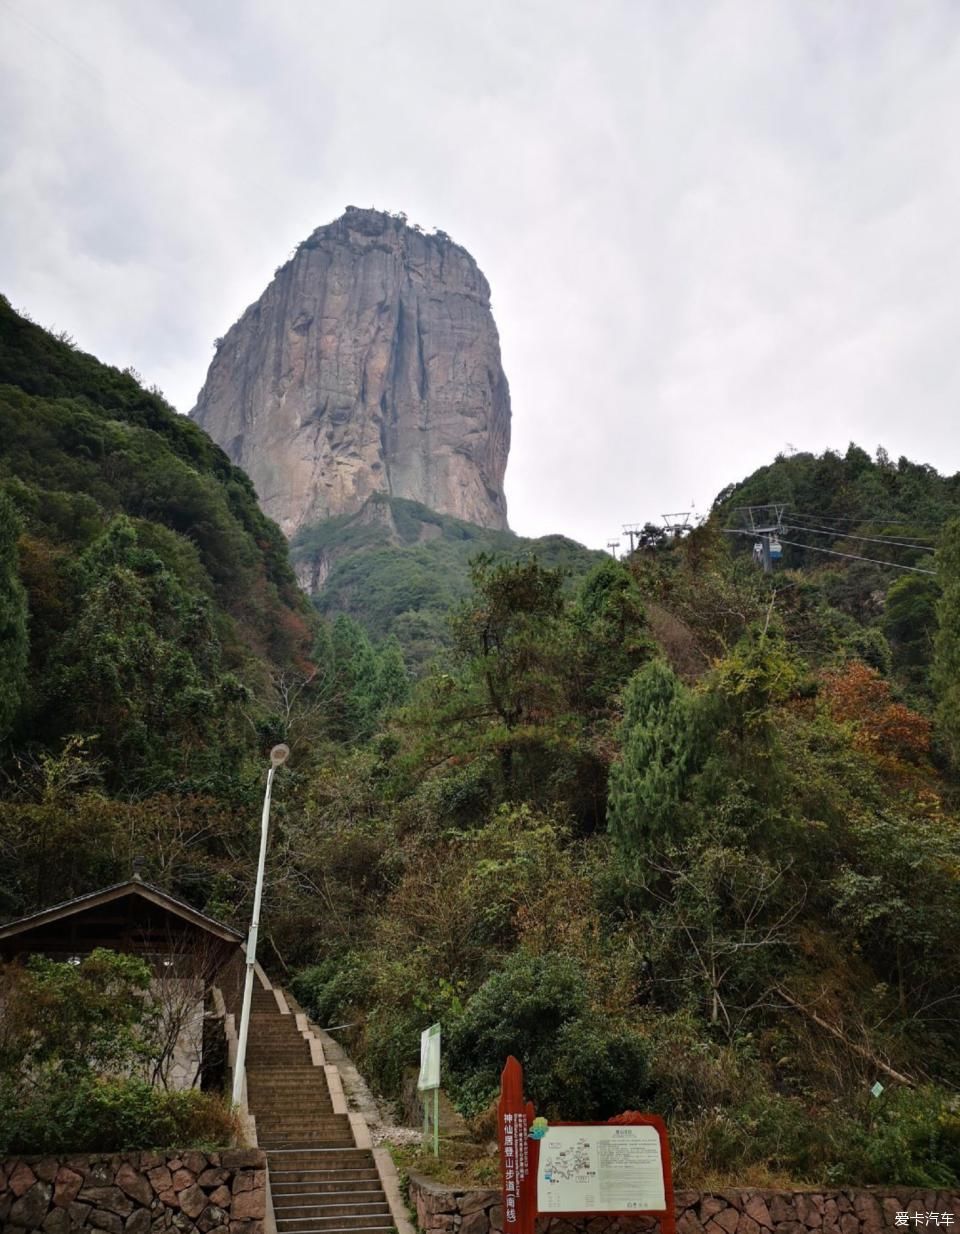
xmin=669 ymin=1087 xmax=960 ymax=1188
xmin=0 ymin=1075 xmax=237 ymax=1153
xmin=446 ymin=950 xmax=650 ymax=1119
xmin=290 ymin=954 xmax=369 ymax=1029
xmin=831 ymin=1087 xmax=960 ymax=1187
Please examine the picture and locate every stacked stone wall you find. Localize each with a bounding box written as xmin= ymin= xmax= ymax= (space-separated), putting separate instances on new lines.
xmin=410 ymin=1174 xmax=960 ymax=1234
xmin=0 ymin=1149 xmax=266 ymax=1233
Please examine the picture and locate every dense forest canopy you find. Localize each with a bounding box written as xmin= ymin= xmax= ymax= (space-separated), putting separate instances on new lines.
xmin=2 ymin=303 xmax=960 ymax=1183
xmin=292 ymin=494 xmax=605 ymax=671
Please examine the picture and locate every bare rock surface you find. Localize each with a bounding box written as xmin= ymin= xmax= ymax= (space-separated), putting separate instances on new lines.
xmin=192 ymin=207 xmax=511 ymax=537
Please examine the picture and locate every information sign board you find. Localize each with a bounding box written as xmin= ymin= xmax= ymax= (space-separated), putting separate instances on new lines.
xmin=537 ymin=1123 xmax=667 ymax=1213
xmin=418 ymin=1023 xmax=441 ymax=1091
xmin=497 ymin=1058 xmax=673 ymax=1234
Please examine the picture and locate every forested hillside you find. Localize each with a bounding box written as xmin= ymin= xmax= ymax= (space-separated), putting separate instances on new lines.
xmin=285 ymin=447 xmax=960 ymax=1186
xmin=2 ymin=305 xmax=960 ymax=1184
xmin=292 ymin=494 xmax=604 ymax=671
xmin=0 ymin=296 xmax=321 ymax=915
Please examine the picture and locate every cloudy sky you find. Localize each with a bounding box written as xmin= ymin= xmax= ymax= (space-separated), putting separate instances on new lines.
xmin=2 ymin=0 xmax=959 ymax=549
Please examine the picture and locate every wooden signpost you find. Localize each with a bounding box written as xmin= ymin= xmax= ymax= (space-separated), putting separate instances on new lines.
xmin=497 ymin=1057 xmax=538 ymax=1234
xmin=498 ymin=1057 xmax=675 ymax=1234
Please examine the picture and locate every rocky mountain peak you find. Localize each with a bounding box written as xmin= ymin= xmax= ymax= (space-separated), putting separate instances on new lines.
xmin=190 ymin=208 xmax=511 ymax=537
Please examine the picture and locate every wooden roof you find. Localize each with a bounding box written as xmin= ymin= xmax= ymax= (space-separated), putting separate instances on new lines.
xmin=0 ymin=878 xmax=244 ymax=956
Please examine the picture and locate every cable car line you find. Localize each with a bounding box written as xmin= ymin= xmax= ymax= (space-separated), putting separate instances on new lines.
xmin=721 ymin=528 xmax=937 ymax=575
xmin=782 ymin=523 xmax=936 ymax=553
xmin=774 ymin=536 xmax=936 ymax=575
xmin=787 ymin=509 xmax=945 ymax=533
xmin=788 ymin=513 xmax=938 ymax=545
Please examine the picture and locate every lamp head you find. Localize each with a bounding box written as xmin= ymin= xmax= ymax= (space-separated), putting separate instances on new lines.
xmin=270 ymin=743 xmax=290 ymax=769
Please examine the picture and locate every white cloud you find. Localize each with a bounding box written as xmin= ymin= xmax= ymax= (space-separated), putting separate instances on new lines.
xmin=2 ymin=0 xmax=959 ymax=549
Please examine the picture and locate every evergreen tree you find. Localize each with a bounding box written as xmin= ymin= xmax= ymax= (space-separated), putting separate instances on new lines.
xmin=42 ymin=517 xmax=234 ymax=790
xmin=0 ymin=490 xmax=28 ymax=742
xmin=373 ymin=637 xmax=410 ymax=712
xmin=607 ymin=659 xmax=704 ymax=854
xmin=933 ymin=518 xmax=960 ymax=767
xmin=326 ymin=615 xmax=380 ymax=742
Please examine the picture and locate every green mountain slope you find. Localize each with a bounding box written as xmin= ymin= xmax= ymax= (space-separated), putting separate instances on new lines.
xmin=709 ymin=444 xmax=960 ymax=694
xmin=4 ymin=295 xmax=960 ymax=1185
xmin=292 ymin=494 xmax=605 ymax=668
xmin=0 ymin=294 xmax=313 ymax=797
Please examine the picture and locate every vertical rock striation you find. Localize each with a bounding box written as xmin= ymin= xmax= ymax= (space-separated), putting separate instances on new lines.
xmin=191 ymin=208 xmax=511 ymax=537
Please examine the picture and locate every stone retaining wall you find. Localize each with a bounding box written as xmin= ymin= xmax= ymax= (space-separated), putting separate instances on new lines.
xmin=0 ymin=1149 xmax=266 ymax=1233
xmin=409 ymin=1174 xmax=960 ymax=1234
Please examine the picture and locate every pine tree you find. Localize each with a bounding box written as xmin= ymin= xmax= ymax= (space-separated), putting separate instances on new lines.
xmin=326 ymin=615 xmax=380 ymax=742
xmin=606 ymin=659 xmax=702 ymax=854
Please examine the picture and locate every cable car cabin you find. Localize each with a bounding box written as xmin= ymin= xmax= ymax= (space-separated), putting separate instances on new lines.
xmin=769 ymin=537 xmax=783 ymax=560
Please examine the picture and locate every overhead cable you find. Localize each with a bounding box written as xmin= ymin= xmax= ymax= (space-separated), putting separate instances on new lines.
xmin=721 ymin=528 xmax=937 ymax=576
xmin=774 ymin=536 xmax=936 ymax=576
xmin=783 ymin=523 xmax=935 ymax=553
xmin=788 ymin=509 xmax=945 ymax=532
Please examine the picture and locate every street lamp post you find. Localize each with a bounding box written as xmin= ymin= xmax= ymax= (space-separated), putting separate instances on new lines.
xmin=232 ymin=743 xmax=290 ymax=1108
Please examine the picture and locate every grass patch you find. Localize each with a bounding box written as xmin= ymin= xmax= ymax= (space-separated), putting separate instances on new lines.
xmin=390 ymin=1138 xmax=499 ymax=1189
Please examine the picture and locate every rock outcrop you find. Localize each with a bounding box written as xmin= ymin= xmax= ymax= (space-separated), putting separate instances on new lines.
xmin=191 ymin=208 xmax=511 ymax=537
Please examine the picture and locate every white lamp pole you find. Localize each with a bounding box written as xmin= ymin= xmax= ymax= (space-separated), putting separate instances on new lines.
xmin=232 ymin=743 xmax=290 ymax=1108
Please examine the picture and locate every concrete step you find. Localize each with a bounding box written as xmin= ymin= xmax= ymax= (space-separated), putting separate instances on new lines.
xmin=254 ymin=1110 xmax=344 ymax=1121
xmin=262 ymin=1144 xmax=358 ymax=1153
xmin=249 ymin=1099 xmax=339 ymax=1109
xmin=249 ymin=1069 xmax=325 ymax=1075
xmin=245 ymin=986 xmax=390 ymax=1232
xmin=248 ymin=1088 xmax=334 ymax=1098
xmin=263 ymin=1138 xmax=358 ymax=1147
xmin=272 ymin=1185 xmax=384 ymax=1199
xmin=268 ymin=1199 xmax=389 ymax=1219
xmin=249 ymin=1048 xmax=312 ymax=1054
xmin=269 ymin=1171 xmax=381 ymax=1184
xmin=248 ymin=1062 xmax=318 ymax=1070
xmin=254 ymin=1114 xmax=342 ymax=1123
xmin=267 ymin=1174 xmax=380 ymax=1184
xmin=249 ymin=1052 xmax=313 ymax=1058
xmin=274 ymin=1217 xmax=393 ymax=1232
xmin=256 ymin=1111 xmax=348 ymax=1119
xmin=248 ymin=1082 xmax=333 ymax=1091
xmin=249 ymin=1068 xmax=327 ymax=1076
xmin=265 ymin=1150 xmax=370 ymax=1164
xmin=271 ymin=1227 xmax=393 ymax=1234
xmin=250 ymin=1094 xmax=341 ymax=1104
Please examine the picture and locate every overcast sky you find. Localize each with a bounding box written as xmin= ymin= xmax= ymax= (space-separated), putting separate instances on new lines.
xmin=2 ymin=0 xmax=960 ymax=549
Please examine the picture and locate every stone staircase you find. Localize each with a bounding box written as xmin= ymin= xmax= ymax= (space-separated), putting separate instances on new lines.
xmin=246 ymin=985 xmax=395 ymax=1234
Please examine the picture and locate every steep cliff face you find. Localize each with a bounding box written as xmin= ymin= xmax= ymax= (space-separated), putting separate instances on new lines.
xmin=191 ymin=208 xmax=511 ymax=537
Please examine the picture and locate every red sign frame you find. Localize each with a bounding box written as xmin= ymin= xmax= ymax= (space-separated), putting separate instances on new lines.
xmin=497 ymin=1057 xmax=536 ymax=1234
xmin=498 ymin=1058 xmax=675 ymax=1234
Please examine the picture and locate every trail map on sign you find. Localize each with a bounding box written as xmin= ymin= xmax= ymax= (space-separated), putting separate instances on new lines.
xmin=537 ymin=1126 xmax=666 ymax=1213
